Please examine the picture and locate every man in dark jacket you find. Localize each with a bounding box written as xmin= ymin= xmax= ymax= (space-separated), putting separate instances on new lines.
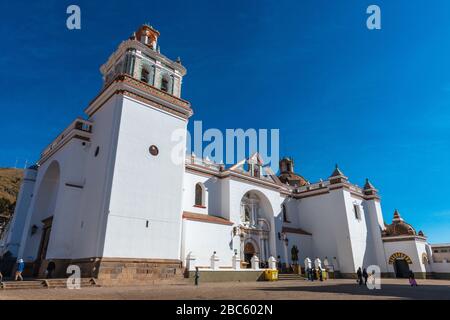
xmin=363 ymin=268 xmax=369 ymax=285
xmin=356 ymin=267 xmax=363 ymax=285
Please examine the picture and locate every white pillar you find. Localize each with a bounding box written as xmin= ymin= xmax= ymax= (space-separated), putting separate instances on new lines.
xmin=232 ymin=254 xmax=241 ymax=270
xmin=210 ymin=252 xmax=219 ymax=270
xmin=187 ymin=253 xmax=196 ymax=272
xmin=260 ymin=238 xmax=265 ymax=262
xmin=268 ymin=256 xmax=277 ymax=270
xmin=251 ymin=255 xmax=260 ymax=270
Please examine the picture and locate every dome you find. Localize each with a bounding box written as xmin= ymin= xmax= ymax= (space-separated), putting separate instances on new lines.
xmin=278 ymin=157 xmax=308 ymax=187
xmin=278 ymin=172 xmax=308 ymax=187
xmin=382 ymin=210 xmax=417 ymax=237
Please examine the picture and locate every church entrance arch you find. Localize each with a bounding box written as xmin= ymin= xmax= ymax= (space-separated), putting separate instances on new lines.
xmin=244 ymin=240 xmax=259 ymax=268
xmin=393 ymin=259 xmax=410 ymax=278
xmin=388 ymin=252 xmax=412 ymax=278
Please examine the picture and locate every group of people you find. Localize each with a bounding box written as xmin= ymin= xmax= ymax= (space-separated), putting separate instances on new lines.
xmin=356 ymin=267 xmax=370 ymax=285
xmin=304 ymin=257 xmax=326 ymax=282
xmin=306 ymin=266 xmax=324 ymax=281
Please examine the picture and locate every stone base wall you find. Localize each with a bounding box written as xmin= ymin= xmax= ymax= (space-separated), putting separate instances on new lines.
xmin=31 ymin=257 xmax=183 ymax=283
xmin=187 ymin=270 xmax=265 ymax=283
xmin=431 ymin=272 xmax=450 ymax=280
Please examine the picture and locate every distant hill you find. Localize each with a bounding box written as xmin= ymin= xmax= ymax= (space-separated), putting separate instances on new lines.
xmin=0 ymin=168 xmax=23 ymax=232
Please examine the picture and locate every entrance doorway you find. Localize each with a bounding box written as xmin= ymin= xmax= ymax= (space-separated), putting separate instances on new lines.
xmin=393 ymin=259 xmax=410 ymax=278
xmin=33 ymin=217 xmax=53 ymax=277
xmin=244 ymin=242 xmax=256 ymax=268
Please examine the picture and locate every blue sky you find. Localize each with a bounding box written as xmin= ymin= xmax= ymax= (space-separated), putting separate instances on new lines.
xmin=0 ymin=0 xmax=449 ymax=242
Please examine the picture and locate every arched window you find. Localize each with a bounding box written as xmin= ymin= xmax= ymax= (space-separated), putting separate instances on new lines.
xmin=141 ymin=68 xmax=149 ymax=83
xmin=161 ymin=76 xmax=169 ymax=92
xmin=195 ymin=183 xmax=205 ymax=207
xmin=282 ymin=204 xmax=289 ymax=223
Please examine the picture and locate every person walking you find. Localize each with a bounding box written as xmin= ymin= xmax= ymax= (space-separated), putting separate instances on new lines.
xmin=363 ymin=268 xmax=369 ymax=285
xmin=356 ymin=267 xmax=363 ymax=285
xmin=194 ymin=267 xmax=200 ymax=286
xmin=408 ymin=270 xmax=418 ymax=286
xmin=15 ymin=259 xmax=25 ymax=281
xmin=318 ymin=265 xmax=323 ymax=281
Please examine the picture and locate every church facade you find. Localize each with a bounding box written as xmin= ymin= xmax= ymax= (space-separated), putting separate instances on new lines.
xmin=2 ymin=25 xmax=449 ymax=281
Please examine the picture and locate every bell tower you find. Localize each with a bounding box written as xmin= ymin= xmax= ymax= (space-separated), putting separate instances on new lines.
xmin=99 ymin=24 xmax=186 ymax=98
xmin=82 ymin=24 xmax=193 ymax=274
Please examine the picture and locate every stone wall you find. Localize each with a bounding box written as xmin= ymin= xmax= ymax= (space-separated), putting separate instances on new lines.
xmin=187 ymin=270 xmax=265 ymax=283
xmin=30 ymin=257 xmax=183 ymax=284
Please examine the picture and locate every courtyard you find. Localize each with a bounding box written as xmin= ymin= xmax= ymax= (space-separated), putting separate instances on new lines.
xmin=1 ymin=278 xmax=449 ymax=300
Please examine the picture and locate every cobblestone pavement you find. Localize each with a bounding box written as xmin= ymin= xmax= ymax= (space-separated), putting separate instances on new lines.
xmin=1 ymin=279 xmax=449 ymax=300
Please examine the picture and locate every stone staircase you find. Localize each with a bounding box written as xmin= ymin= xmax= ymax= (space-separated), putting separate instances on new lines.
xmin=277 ymin=273 xmax=306 ymax=281
xmin=0 ymin=280 xmax=46 ymax=290
xmin=44 ymin=278 xmax=99 ymax=289
xmin=0 ymin=278 xmax=99 ymax=290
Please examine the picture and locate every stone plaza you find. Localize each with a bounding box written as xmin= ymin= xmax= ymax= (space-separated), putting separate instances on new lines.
xmin=1 ymin=279 xmax=449 ymax=300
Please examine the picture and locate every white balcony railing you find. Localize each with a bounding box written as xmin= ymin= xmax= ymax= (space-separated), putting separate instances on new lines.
xmin=40 ymin=118 xmax=93 ymax=160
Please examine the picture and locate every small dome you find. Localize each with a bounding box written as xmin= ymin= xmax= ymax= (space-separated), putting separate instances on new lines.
xmin=278 ymin=157 xmax=308 ymax=187
xmin=383 ymin=210 xmax=417 ymax=237
xmin=278 ymin=172 xmax=308 ymax=187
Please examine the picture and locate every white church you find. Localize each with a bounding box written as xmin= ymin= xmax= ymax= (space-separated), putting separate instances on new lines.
xmin=1 ymin=24 xmax=449 ymax=282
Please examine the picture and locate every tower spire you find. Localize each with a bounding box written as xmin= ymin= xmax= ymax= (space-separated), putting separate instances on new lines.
xmin=328 ymin=164 xmax=348 ymax=184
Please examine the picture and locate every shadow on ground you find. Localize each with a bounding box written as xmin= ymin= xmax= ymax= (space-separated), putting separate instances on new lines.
xmin=254 ymin=282 xmax=450 ymax=300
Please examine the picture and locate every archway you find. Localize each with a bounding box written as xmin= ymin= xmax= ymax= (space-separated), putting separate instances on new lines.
xmin=388 ymin=252 xmax=412 ymax=278
xmin=239 ymin=190 xmax=274 ymax=266
xmin=393 ymin=259 xmax=410 ymax=278
xmin=26 ymin=161 xmax=61 ymax=276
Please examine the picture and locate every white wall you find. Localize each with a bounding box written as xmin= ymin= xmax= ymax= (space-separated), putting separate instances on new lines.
xmin=383 ymin=238 xmax=428 ymax=274
xmin=183 ymin=172 xmax=210 ymax=215
xmin=295 ymin=189 xmax=355 ymax=273
xmin=102 ymin=96 xmax=187 ymax=260
xmin=19 ymin=135 xmax=91 ymax=262
xmin=362 ymin=199 xmax=388 ymax=272
xmin=182 ymin=219 xmax=234 ymax=267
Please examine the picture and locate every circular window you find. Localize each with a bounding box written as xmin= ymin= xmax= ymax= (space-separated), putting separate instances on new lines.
xmin=149 ymin=145 xmax=159 ymax=156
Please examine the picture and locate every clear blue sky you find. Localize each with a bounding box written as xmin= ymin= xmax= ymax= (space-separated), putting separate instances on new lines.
xmin=0 ymin=0 xmax=449 ymax=242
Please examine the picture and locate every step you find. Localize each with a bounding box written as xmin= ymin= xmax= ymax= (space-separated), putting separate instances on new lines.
xmin=43 ymin=278 xmax=100 ymax=289
xmin=1 ymin=280 xmax=46 ymax=290
xmin=277 ymin=274 xmax=306 ymax=280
